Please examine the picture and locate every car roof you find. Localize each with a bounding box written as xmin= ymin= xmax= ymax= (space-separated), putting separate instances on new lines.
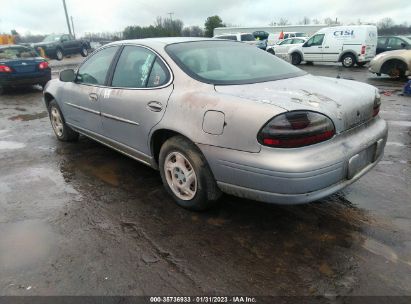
xmin=107 ymin=37 xmax=220 ymax=48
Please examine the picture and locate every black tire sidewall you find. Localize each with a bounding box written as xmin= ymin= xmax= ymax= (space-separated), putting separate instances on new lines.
xmin=342 ymin=54 xmax=355 ymax=68
xmin=159 ymin=136 xmax=220 ymax=211
xmin=80 ymin=47 xmax=88 ymax=57
xmin=291 ymin=53 xmax=301 ymax=65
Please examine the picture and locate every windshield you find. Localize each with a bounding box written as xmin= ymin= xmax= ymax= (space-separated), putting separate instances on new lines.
xmin=166 ymin=41 xmax=306 ymax=85
xmin=43 ymin=35 xmax=61 ymax=42
xmin=0 ymin=47 xmax=38 ymax=60
xmin=295 ymin=33 xmax=306 ymax=37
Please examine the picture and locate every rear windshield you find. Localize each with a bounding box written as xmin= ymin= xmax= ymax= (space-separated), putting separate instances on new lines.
xmin=0 ymin=47 xmax=38 ymax=60
xmin=165 ymin=41 xmax=305 ymax=85
xmin=240 ymin=34 xmax=255 ymax=41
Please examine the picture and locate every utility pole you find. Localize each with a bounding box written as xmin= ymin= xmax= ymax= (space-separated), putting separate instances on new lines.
xmin=71 ymin=16 xmax=76 ymax=39
xmin=62 ymin=0 xmax=72 ymax=36
xmin=168 ymin=12 xmax=174 ymax=21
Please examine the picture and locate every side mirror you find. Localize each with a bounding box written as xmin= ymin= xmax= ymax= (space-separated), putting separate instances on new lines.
xmin=401 ymin=43 xmax=406 ymax=48
xmin=59 ymin=69 xmax=76 ymax=82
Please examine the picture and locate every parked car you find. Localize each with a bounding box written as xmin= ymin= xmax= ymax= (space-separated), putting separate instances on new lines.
xmin=214 ymin=33 xmax=262 ymax=48
xmin=44 ymin=38 xmax=387 ymax=211
xmin=267 ymin=32 xmax=307 ymax=46
xmin=32 ymin=34 xmax=91 ymax=61
xmin=266 ymin=37 xmax=308 ymax=57
xmin=288 ymin=25 xmax=378 ymax=67
xmin=0 ymin=45 xmax=51 ymax=93
xmin=376 ymin=36 xmax=411 ymax=54
xmin=369 ymin=49 xmax=411 ymax=78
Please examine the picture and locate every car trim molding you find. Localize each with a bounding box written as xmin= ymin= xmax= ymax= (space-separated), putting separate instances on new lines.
xmin=101 ymin=112 xmax=140 ymax=126
xmin=66 ymin=122 xmax=153 ymax=167
xmin=65 ymin=102 xmax=100 ymax=115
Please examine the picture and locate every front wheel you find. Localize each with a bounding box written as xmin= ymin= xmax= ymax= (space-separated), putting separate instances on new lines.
xmin=159 ymin=136 xmax=221 ymax=211
xmin=55 ymin=48 xmax=64 ymax=61
xmin=48 ymin=100 xmax=79 ymax=141
xmin=267 ymin=48 xmax=275 ymax=55
xmin=291 ymin=53 xmax=302 ymax=65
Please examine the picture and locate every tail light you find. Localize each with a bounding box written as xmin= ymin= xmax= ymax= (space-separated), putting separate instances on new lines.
xmin=258 ymin=111 xmax=335 ymax=148
xmin=373 ymin=92 xmax=381 ymax=117
xmin=39 ymin=61 xmax=49 ymax=70
xmin=361 ymin=45 xmax=366 ymax=55
xmin=0 ymin=65 xmax=12 ymax=73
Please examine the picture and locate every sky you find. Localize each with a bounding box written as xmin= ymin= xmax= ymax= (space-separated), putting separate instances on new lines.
xmin=1 ymin=0 xmax=411 ymax=36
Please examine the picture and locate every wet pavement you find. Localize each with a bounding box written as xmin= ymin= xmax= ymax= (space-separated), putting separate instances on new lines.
xmin=0 ymin=61 xmax=410 ymax=298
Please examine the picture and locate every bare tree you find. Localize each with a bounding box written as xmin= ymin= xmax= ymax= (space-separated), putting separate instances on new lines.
xmin=324 ymin=17 xmax=340 ymax=26
xmin=377 ymin=17 xmax=394 ymax=30
xmin=278 ymin=18 xmax=289 ymax=26
xmin=299 ymin=16 xmax=310 ymax=25
xmin=312 ymin=18 xmax=320 ymax=25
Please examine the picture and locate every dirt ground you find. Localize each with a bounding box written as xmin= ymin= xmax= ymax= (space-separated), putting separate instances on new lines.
xmin=0 ymin=57 xmax=410 ymax=299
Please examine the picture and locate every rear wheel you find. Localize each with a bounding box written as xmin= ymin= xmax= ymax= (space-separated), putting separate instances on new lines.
xmin=159 ymin=136 xmax=221 ymax=211
xmin=267 ymin=48 xmax=275 ymax=55
xmin=48 ymin=100 xmax=79 ymax=141
xmin=80 ymin=46 xmax=88 ymax=57
xmin=291 ymin=53 xmax=302 ymax=65
xmin=341 ymin=53 xmax=356 ymax=68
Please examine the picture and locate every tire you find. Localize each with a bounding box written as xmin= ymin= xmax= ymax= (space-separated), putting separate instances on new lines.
xmin=0 ymin=86 xmax=4 ymax=95
xmin=267 ymin=48 xmax=275 ymax=55
xmin=291 ymin=53 xmax=302 ymax=65
xmin=381 ymin=60 xmax=407 ymax=78
xmin=341 ymin=53 xmax=355 ymax=68
xmin=356 ymin=62 xmax=367 ymax=67
xmin=306 ymin=61 xmax=314 ymax=65
xmin=80 ymin=46 xmax=88 ymax=57
xmin=48 ymin=100 xmax=79 ymax=142
xmin=159 ymin=136 xmax=221 ymax=211
xmin=55 ymin=48 xmax=64 ymax=61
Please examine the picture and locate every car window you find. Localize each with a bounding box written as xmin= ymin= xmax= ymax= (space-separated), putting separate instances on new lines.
xmin=112 ymin=46 xmax=157 ymax=88
xmin=295 ymin=33 xmax=306 ymax=37
xmin=0 ymin=47 xmax=38 ymax=59
xmin=280 ymin=39 xmax=291 ymax=45
xmin=305 ymin=34 xmax=324 ymax=47
xmin=377 ymin=37 xmax=387 ymax=47
xmin=77 ymin=46 xmax=119 ymax=85
xmin=292 ymin=39 xmax=305 ymax=44
xmin=166 ymin=40 xmax=305 ymax=85
xmin=61 ymin=35 xmax=70 ymax=42
xmin=388 ymin=37 xmax=405 ymax=48
xmin=240 ymin=34 xmax=255 ymax=41
xmin=147 ymin=58 xmax=170 ymax=88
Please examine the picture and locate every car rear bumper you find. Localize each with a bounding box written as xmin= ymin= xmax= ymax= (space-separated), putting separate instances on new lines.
xmin=0 ymin=72 xmax=51 ymax=87
xmin=198 ymin=117 xmax=388 ymax=204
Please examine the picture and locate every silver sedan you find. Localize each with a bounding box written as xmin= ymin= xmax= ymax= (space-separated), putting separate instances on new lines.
xmin=44 ymin=38 xmax=388 ymax=211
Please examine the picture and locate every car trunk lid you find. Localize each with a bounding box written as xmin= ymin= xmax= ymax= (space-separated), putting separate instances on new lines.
xmin=214 ymin=74 xmax=376 ymax=133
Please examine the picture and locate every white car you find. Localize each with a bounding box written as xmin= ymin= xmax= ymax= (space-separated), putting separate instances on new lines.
xmin=287 ymin=25 xmax=377 ymax=67
xmin=266 ymin=37 xmax=308 ymax=59
xmin=213 ymin=33 xmax=259 ymax=47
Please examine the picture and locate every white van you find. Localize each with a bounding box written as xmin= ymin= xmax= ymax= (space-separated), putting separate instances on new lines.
xmin=288 ymin=25 xmax=378 ymax=67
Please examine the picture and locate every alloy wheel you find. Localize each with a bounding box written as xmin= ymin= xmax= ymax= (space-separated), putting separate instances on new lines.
xmin=50 ymin=107 xmax=64 ymax=137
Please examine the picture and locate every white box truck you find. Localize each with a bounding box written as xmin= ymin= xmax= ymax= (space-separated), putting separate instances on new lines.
xmin=287 ymin=25 xmax=378 ymax=67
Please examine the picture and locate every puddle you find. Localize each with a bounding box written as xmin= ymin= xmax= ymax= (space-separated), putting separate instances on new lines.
xmin=8 ymin=111 xmax=48 ymax=121
xmin=0 ymin=141 xmax=25 ymax=150
xmin=14 ymin=107 xmax=27 ymax=112
xmin=0 ymin=220 xmax=57 ymax=271
xmin=70 ymin=160 xmax=120 ymax=186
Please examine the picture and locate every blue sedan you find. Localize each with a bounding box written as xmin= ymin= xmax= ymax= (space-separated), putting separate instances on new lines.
xmin=0 ymin=45 xmax=51 ymax=93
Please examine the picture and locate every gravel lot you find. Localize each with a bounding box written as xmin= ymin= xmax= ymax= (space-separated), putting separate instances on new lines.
xmin=0 ymin=56 xmax=410 ymax=298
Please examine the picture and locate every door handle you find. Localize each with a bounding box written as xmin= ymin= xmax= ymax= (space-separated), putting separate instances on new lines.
xmin=89 ymin=93 xmax=98 ymax=102
xmin=147 ymin=101 xmax=163 ymax=112
xmin=324 ymin=46 xmax=330 ymax=48
xmin=318 ymin=46 xmax=323 ymax=48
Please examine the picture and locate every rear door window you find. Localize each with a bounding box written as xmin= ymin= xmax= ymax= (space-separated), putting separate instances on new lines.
xmin=240 ymin=34 xmax=255 ymax=41
xmin=387 ymin=37 xmax=405 ymax=48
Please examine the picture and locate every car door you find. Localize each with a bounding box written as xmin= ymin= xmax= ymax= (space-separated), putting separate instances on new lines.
xmin=60 ymin=35 xmax=74 ymax=54
xmin=302 ymin=34 xmax=325 ymax=61
xmin=100 ymin=45 xmax=173 ymax=156
xmin=274 ymin=39 xmax=291 ymax=59
xmin=62 ymin=45 xmax=120 ymax=135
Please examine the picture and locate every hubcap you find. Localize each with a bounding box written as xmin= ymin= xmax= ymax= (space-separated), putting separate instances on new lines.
xmin=50 ymin=107 xmax=64 ymax=137
xmin=344 ymin=57 xmax=353 ymax=66
xmin=82 ymin=48 xmax=87 ymax=56
xmin=57 ymin=51 xmax=63 ymax=60
xmin=164 ymin=152 xmax=197 ymax=200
